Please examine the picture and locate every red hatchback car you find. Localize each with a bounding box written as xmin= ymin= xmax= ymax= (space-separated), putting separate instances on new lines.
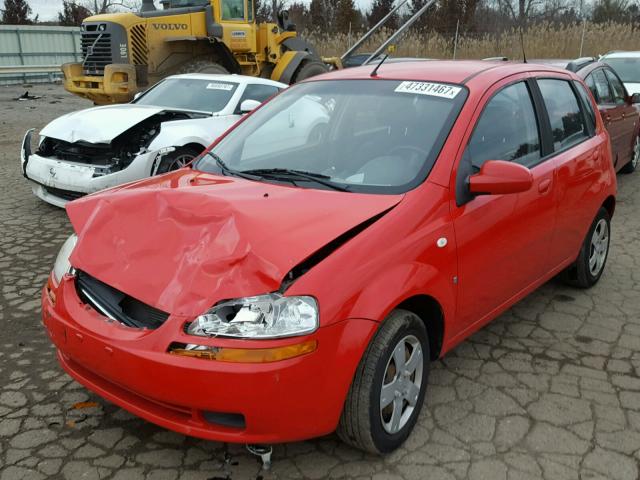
xmin=43 ymin=61 xmax=616 ymax=454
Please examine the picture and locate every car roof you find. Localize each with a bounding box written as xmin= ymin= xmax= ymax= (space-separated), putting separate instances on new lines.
xmin=601 ymin=51 xmax=640 ymax=59
xmin=309 ymin=60 xmax=573 ymax=87
xmin=165 ymin=73 xmax=286 ymax=88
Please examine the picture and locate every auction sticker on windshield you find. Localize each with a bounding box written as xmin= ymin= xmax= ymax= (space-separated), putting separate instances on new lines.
xmin=206 ymin=82 xmax=234 ymax=91
xmin=395 ymin=81 xmax=461 ymax=99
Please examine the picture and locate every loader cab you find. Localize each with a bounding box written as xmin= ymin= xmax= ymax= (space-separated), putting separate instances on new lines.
xmin=159 ymin=0 xmax=254 ymax=23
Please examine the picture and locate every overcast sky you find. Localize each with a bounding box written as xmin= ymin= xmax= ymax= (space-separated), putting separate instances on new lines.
xmin=30 ymin=0 xmax=375 ymax=21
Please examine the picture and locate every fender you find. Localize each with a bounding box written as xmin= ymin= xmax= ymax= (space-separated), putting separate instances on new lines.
xmin=271 ymin=50 xmax=310 ymax=84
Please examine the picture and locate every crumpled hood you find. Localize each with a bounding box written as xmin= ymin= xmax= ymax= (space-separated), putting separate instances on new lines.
xmin=41 ymin=104 xmax=165 ymax=144
xmin=66 ymin=170 xmax=402 ymax=317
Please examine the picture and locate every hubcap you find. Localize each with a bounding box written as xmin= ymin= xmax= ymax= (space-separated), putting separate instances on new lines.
xmin=588 ymin=218 xmax=609 ymax=276
xmin=380 ymin=334 xmax=423 ymax=434
xmin=633 ymin=137 xmax=640 ymax=169
xmin=168 ymin=153 xmax=194 ymax=171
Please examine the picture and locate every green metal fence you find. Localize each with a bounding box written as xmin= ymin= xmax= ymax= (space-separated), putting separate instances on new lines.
xmin=0 ymin=25 xmax=81 ymax=85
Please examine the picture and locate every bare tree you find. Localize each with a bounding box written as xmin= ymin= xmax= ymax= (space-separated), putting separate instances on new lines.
xmin=1 ymin=0 xmax=38 ymax=24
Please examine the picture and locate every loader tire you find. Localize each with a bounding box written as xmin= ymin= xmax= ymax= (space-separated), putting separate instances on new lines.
xmin=176 ymin=60 xmax=228 ymax=75
xmin=291 ymin=60 xmax=328 ymax=83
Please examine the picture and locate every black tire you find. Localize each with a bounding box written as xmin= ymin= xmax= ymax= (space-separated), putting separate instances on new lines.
xmin=156 ymin=146 xmax=203 ymax=174
xmin=337 ymin=309 xmax=430 ymax=454
xmin=620 ymin=136 xmax=639 ymax=174
xmin=291 ymin=60 xmax=328 ymax=83
xmin=561 ymin=207 xmax=611 ymax=288
xmin=176 ymin=60 xmax=228 ymax=75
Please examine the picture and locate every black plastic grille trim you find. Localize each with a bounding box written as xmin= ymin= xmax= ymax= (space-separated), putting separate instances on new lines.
xmin=81 ymin=32 xmax=113 ymax=75
xmin=76 ymin=270 xmax=169 ymax=329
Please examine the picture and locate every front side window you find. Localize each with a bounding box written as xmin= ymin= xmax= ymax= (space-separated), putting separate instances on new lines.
xmin=134 ymin=78 xmax=238 ymax=113
xmin=592 ymin=70 xmax=613 ymax=104
xmin=604 ymin=68 xmax=626 ymax=104
xmin=467 ymin=82 xmax=541 ymax=169
xmin=195 ymin=79 xmax=467 ymax=193
xmin=222 ymin=0 xmax=245 ymax=19
xmin=538 ymin=79 xmax=588 ymax=151
xmin=236 ymin=84 xmax=280 ymax=113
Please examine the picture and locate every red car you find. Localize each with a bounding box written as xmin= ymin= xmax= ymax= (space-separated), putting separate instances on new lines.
xmin=43 ymin=60 xmax=616 ymax=454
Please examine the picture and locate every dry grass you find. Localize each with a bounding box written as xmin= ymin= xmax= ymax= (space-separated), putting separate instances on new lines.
xmin=308 ymin=22 xmax=639 ymax=60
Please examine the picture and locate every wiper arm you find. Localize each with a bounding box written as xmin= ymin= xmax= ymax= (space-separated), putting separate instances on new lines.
xmin=240 ymin=168 xmax=350 ymax=192
xmin=202 ymin=151 xmax=260 ymax=182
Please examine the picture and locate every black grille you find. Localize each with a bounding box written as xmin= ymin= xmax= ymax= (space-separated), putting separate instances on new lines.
xmin=81 ymin=32 xmax=113 ymax=75
xmin=76 ymin=271 xmax=169 ymax=329
xmin=38 ymin=137 xmax=115 ymax=165
xmin=43 ymin=186 xmax=86 ymax=202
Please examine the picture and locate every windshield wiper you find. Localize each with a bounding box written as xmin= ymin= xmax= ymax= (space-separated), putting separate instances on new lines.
xmin=240 ymin=168 xmax=350 ymax=192
xmin=202 ymin=152 xmax=260 ymax=182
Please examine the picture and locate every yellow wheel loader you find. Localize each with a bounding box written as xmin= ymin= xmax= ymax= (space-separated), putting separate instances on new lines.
xmin=62 ymin=0 xmax=434 ymax=104
xmin=62 ymin=0 xmax=337 ymax=104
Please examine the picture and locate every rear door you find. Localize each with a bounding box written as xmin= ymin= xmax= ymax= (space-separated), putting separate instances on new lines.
xmin=450 ymin=76 xmax=558 ymax=337
xmin=536 ymin=78 xmax=605 ymax=265
xmin=604 ymin=68 xmax=638 ymax=169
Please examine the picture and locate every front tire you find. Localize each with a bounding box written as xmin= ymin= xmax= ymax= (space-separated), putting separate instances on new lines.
xmin=337 ymin=309 xmax=430 ymax=454
xmin=620 ymin=135 xmax=639 ymax=174
xmin=561 ymin=207 xmax=611 ymax=288
xmin=156 ymin=146 xmax=203 ymax=174
xmin=291 ymin=60 xmax=328 ymax=83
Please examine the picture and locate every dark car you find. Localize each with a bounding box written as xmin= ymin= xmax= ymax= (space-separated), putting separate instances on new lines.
xmin=532 ymin=57 xmax=640 ymax=173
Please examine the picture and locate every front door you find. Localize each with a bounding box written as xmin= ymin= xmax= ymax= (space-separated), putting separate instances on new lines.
xmin=450 ymin=78 xmax=557 ymax=337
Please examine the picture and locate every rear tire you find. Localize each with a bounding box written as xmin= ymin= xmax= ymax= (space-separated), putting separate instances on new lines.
xmin=337 ymin=309 xmax=430 ymax=454
xmin=291 ymin=60 xmax=328 ymax=83
xmin=176 ymin=60 xmax=228 ymax=75
xmin=561 ymin=207 xmax=611 ymax=288
xmin=156 ymin=146 xmax=203 ymax=174
xmin=620 ymin=136 xmax=639 ymax=174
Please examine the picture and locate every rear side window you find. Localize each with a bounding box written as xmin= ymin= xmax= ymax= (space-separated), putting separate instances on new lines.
xmin=573 ymin=81 xmax=596 ymax=133
xmin=467 ymin=82 xmax=541 ymax=169
xmin=538 ymin=79 xmax=588 ymax=150
xmin=585 ymin=74 xmax=598 ymax=101
xmin=604 ymin=69 xmax=626 ymax=104
xmin=592 ymin=70 xmax=613 ymax=104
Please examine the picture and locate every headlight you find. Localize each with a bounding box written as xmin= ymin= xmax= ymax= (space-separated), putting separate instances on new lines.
xmin=187 ymin=293 xmax=318 ymax=339
xmin=52 ymin=234 xmax=77 ymax=283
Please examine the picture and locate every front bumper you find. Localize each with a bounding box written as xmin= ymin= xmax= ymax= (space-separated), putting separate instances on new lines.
xmin=23 ymin=150 xmax=156 ymax=208
xmin=42 ymin=275 xmax=377 ymax=443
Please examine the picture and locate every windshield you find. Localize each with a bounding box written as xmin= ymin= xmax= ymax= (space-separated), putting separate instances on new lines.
xmin=603 ymin=58 xmax=640 ymax=83
xmin=194 ymin=79 xmax=466 ymax=193
xmin=134 ymin=78 xmax=238 ymax=113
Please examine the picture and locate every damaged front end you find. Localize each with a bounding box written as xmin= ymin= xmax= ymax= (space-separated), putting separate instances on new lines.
xmin=35 ymin=111 xmax=191 ymax=176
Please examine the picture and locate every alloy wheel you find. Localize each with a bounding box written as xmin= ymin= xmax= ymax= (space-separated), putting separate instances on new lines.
xmin=168 ymin=153 xmax=195 ymax=171
xmin=589 ymin=218 xmax=609 ymax=276
xmin=380 ymin=334 xmax=423 ymax=434
xmin=633 ymin=136 xmax=640 ymax=169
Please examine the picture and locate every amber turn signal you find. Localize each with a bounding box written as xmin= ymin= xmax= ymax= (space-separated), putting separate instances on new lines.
xmin=169 ymin=339 xmax=317 ymax=363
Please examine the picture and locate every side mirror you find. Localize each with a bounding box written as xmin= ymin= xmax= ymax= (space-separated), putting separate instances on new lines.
xmin=631 ymin=93 xmax=640 ymax=104
xmin=240 ymin=99 xmax=261 ymax=114
xmin=469 ymin=160 xmax=533 ymax=195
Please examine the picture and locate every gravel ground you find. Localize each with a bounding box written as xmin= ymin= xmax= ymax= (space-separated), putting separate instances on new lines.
xmin=1 ymin=83 xmax=640 ymax=480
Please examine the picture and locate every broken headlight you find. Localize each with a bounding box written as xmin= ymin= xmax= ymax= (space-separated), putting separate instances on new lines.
xmin=187 ymin=294 xmax=318 ymax=339
xmin=52 ymin=234 xmax=77 ymax=284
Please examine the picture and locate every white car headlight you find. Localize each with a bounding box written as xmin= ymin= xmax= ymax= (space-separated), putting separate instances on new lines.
xmin=187 ymin=293 xmax=318 ymax=339
xmin=52 ymin=234 xmax=77 ymax=283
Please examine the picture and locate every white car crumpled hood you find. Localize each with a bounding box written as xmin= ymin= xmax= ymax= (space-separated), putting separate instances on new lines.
xmin=40 ymin=104 xmax=165 ymax=144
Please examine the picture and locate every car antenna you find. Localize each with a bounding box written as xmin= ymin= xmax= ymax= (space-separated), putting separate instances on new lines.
xmin=370 ymin=54 xmax=389 ymax=77
xmin=519 ymin=25 xmax=527 ymax=63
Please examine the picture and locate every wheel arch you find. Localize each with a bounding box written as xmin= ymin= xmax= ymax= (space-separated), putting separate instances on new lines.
xmin=602 ymin=195 xmax=616 ymax=218
xmin=395 ymin=295 xmax=445 ymax=361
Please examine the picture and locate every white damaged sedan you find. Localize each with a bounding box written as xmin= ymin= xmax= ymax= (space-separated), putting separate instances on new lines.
xmin=21 ymin=74 xmax=285 ymax=207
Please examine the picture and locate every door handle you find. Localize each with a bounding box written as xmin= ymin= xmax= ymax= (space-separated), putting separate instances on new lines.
xmin=538 ymin=178 xmax=552 ymax=194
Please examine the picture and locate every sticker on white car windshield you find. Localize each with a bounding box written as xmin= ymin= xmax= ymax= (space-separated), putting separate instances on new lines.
xmin=206 ymin=82 xmax=234 ymax=91
xmin=395 ymin=81 xmax=461 ymax=99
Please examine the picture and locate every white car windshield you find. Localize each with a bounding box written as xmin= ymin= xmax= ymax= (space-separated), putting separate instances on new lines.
xmin=134 ymin=78 xmax=238 ymax=113
xmin=603 ymin=58 xmax=640 ymax=83
xmin=194 ymin=79 xmax=467 ymax=193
